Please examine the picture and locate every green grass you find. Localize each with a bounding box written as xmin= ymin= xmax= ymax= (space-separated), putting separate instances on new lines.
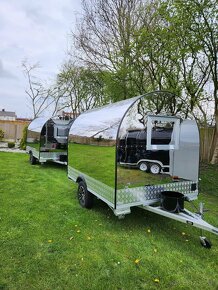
xmin=0 ymin=152 xmax=218 ymax=290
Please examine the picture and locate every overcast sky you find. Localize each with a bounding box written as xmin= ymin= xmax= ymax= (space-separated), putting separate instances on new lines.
xmin=0 ymin=0 xmax=81 ymax=118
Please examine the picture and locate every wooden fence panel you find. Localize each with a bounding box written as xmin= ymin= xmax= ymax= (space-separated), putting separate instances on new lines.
xmin=200 ymin=127 xmax=215 ymax=162
xmin=0 ymin=120 xmax=30 ymax=141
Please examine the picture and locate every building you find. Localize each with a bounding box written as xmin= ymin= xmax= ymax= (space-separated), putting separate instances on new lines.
xmin=0 ymin=109 xmax=17 ymax=121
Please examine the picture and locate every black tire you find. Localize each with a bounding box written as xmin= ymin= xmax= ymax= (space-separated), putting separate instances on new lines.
xmin=150 ymin=163 xmax=161 ymax=174
xmin=200 ymin=237 xmax=212 ymax=249
xmin=77 ymin=181 xmax=93 ymax=209
xmin=29 ymin=152 xmax=37 ymax=165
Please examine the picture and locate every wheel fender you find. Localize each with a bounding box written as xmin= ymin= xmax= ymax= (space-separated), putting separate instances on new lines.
xmin=76 ymin=175 xmax=86 ymax=185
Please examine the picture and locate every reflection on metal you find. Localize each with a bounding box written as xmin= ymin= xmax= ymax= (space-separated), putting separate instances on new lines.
xmin=26 ymin=116 xmax=74 ymax=164
xmin=39 ymin=151 xmax=68 ymax=163
xmin=68 ymin=166 xmax=114 ymax=206
xmin=70 ymin=97 xmax=139 ymax=139
xmin=68 ymin=91 xmax=218 ymax=241
xmin=118 ymin=127 xmax=172 ymax=173
xmin=26 ymin=147 xmax=40 ymax=159
xmin=170 ymin=120 xmax=199 ymax=180
xmin=146 ymin=115 xmax=180 ymax=150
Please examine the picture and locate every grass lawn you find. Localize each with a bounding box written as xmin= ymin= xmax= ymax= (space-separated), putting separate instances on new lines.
xmin=0 ymin=152 xmax=218 ymax=290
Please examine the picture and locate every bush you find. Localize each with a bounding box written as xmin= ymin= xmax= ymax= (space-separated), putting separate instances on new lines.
xmin=20 ymin=125 xmax=28 ymax=150
xmin=0 ymin=129 xmax=4 ymax=140
xmin=8 ymin=142 xmax=15 ymax=148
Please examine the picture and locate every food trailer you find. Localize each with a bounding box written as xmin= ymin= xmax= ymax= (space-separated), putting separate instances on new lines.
xmin=68 ymin=91 xmax=218 ymax=247
xmin=26 ymin=116 xmax=73 ymax=165
xmin=118 ymin=127 xmax=173 ymax=174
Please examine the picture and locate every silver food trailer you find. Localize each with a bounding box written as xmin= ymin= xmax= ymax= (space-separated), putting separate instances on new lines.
xmin=26 ymin=116 xmax=74 ymax=165
xmin=68 ymin=91 xmax=218 ymax=247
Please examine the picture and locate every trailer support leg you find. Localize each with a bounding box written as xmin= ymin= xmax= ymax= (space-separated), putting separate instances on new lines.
xmin=194 ymin=203 xmax=213 ymax=248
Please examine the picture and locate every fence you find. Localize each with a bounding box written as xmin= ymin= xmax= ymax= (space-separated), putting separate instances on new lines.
xmin=200 ymin=127 xmax=215 ymax=162
xmin=0 ymin=120 xmax=31 ymax=142
xmin=0 ymin=120 xmax=215 ymax=162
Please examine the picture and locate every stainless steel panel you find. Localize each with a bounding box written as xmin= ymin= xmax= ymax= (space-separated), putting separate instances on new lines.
xmin=117 ymin=93 xmax=199 ymax=207
xmin=27 ymin=117 xmax=73 ymax=156
xmin=68 ymin=97 xmax=139 ymax=139
xmin=28 ymin=117 xmax=49 ymax=132
xmin=68 ymin=91 xmax=200 ymax=210
xmin=68 ymin=97 xmax=140 ymax=204
xmin=170 ymin=120 xmax=199 ymax=181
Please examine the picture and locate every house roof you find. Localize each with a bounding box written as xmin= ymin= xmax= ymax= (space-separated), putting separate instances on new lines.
xmin=0 ymin=110 xmax=17 ymax=117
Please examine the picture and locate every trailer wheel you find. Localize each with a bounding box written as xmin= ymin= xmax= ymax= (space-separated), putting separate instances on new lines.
xmin=77 ymin=181 xmax=93 ymax=209
xmin=139 ymin=162 xmax=148 ymax=172
xmin=29 ymin=152 xmax=37 ymax=165
xmin=200 ymin=237 xmax=212 ymax=249
xmin=150 ymin=163 xmax=161 ymax=174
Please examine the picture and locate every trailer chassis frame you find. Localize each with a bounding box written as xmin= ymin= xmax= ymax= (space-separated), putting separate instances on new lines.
xmin=141 ymin=204 xmax=218 ymax=236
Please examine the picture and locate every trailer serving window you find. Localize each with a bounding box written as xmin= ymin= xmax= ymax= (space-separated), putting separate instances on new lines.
xmin=57 ymin=128 xmax=67 ymax=137
xmin=146 ymin=115 xmax=180 ymax=150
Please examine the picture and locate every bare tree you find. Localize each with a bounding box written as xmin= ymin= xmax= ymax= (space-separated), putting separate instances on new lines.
xmin=22 ymin=60 xmax=61 ymax=118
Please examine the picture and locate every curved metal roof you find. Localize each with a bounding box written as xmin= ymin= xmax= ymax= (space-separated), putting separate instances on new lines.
xmin=69 ymin=96 xmax=141 ymax=139
xmin=27 ymin=116 xmax=51 ymax=133
xmin=69 ymin=91 xmax=179 ymax=140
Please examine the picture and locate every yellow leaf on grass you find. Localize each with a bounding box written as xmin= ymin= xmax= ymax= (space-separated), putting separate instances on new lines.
xmin=48 ymin=240 xmax=52 ymax=243
xmin=154 ymin=278 xmax=160 ymax=283
xmin=134 ymin=258 xmax=141 ymax=264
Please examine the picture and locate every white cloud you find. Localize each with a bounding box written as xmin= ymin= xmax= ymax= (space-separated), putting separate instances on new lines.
xmin=0 ymin=0 xmax=81 ymax=117
xmin=0 ymin=59 xmax=16 ymax=79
